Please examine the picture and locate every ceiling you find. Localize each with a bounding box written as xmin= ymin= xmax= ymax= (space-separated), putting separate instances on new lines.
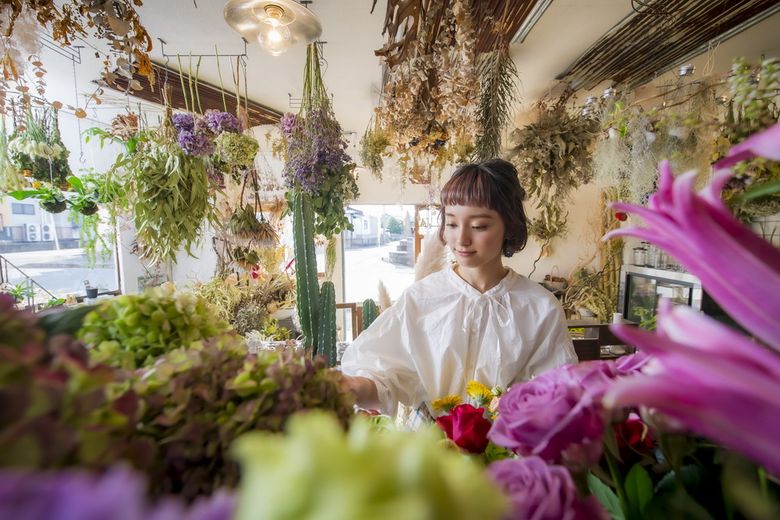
xmin=33 ymin=0 xmax=780 ymax=134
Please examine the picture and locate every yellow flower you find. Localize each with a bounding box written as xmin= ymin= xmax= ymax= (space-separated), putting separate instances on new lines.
xmin=431 ymin=394 xmax=462 ymax=414
xmin=466 ymin=380 xmax=493 ymax=401
xmin=31 ymin=181 xmax=42 ymax=189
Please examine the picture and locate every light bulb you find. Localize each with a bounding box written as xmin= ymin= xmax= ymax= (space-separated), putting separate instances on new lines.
xmin=257 ymin=24 xmax=292 ymax=56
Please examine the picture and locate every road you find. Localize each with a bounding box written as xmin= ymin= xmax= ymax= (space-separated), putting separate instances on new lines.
xmin=2 ymin=248 xmax=118 ymax=299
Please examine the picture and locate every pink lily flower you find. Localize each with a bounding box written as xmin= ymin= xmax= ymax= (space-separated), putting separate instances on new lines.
xmin=605 ymin=160 xmax=780 ymax=352
xmin=713 ymin=123 xmax=780 ymax=171
xmin=605 ymin=301 xmax=780 ymax=475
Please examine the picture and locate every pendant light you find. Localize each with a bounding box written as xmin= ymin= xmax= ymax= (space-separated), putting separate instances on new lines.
xmin=224 ymin=0 xmax=322 ymax=56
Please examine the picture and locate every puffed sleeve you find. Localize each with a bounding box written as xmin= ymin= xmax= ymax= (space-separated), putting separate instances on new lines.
xmin=524 ymin=299 xmax=577 ymax=379
xmin=339 ymin=296 xmax=422 ymax=416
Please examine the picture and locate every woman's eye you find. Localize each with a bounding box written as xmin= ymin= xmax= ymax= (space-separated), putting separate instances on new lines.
xmin=445 ymin=223 xmax=457 ymax=228
xmin=472 ymin=225 xmax=487 ymax=230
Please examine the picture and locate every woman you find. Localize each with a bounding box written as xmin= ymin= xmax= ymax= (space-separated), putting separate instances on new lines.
xmin=340 ymin=159 xmax=576 ymax=422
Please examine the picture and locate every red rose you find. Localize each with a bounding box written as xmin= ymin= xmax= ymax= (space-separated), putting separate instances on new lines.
xmin=614 ymin=413 xmax=654 ymax=462
xmin=435 ymin=403 xmax=492 ymax=454
xmin=615 ymin=211 xmax=628 ymax=222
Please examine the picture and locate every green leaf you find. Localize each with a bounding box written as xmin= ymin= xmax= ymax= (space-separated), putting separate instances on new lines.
xmin=67 ymin=175 xmax=85 ymax=194
xmin=741 ymin=179 xmax=780 ymax=201
xmin=625 ymin=463 xmax=653 ymax=519
xmin=588 ymin=473 xmax=625 ymax=520
xmin=7 ymin=189 xmax=44 ymax=200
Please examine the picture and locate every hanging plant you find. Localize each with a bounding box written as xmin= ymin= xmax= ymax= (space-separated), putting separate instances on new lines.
xmin=0 ymin=117 xmax=24 ymax=191
xmin=375 ymin=0 xmax=481 ymax=184
xmin=718 ymin=57 xmax=780 ymax=219
xmin=129 ymin=100 xmax=214 ymax=264
xmin=473 ymin=43 xmax=519 ymax=161
xmin=1 ymin=1 xmax=154 ymax=98
xmin=528 ymin=202 xmax=568 ymax=243
xmin=214 ymin=132 xmax=259 ymax=181
xmin=358 ymin=116 xmax=390 ymax=180
xmin=64 ymin=175 xmax=99 ymax=215
xmin=507 ymin=93 xmax=598 ymax=202
xmin=8 ymin=107 xmax=71 ymax=186
xmin=8 ymin=180 xmax=67 ymax=213
xmin=281 ymin=43 xmax=358 ymax=238
xmin=231 ymin=246 xmax=261 ymax=271
xmin=228 ymin=204 xmax=278 ymax=247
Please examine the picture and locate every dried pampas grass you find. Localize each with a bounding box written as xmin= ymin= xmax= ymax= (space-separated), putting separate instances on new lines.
xmin=415 ymin=231 xmax=447 ymax=281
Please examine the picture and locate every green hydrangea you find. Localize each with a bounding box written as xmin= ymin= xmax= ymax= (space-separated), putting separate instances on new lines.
xmin=232 ymin=412 xmax=507 ymax=520
xmin=78 ymin=284 xmax=231 ymax=369
xmin=215 ymin=132 xmax=259 ymax=173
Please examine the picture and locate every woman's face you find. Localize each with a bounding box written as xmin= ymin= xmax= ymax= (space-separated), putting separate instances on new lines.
xmin=443 ymin=205 xmax=505 ymax=269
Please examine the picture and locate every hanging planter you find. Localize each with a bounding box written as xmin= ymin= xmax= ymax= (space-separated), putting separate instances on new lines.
xmin=8 ymin=181 xmax=67 ymax=214
xmin=7 ymin=107 xmax=71 ymax=186
xmin=64 ymin=175 xmax=100 ymax=216
xmin=228 ymin=205 xmax=278 ymax=247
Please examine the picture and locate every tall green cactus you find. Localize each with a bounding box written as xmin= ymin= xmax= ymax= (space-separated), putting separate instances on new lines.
xmin=292 ymin=190 xmax=320 ymax=351
xmin=362 ymin=298 xmax=379 ymax=330
xmin=318 ymin=281 xmax=337 ymax=366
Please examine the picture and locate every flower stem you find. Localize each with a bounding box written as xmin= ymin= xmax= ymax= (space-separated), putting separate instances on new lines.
xmin=605 ymin=448 xmax=629 ymax=515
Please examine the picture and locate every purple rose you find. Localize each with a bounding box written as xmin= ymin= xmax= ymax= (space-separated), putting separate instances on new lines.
xmin=488 ymin=457 xmax=609 ymax=520
xmin=613 ymin=350 xmax=651 ymax=376
xmin=489 ymin=368 xmax=605 ymax=469
xmin=562 ymin=360 xmax=618 ymax=399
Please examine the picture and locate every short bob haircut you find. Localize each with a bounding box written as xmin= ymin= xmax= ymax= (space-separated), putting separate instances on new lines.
xmin=438 ymin=159 xmax=528 ymax=257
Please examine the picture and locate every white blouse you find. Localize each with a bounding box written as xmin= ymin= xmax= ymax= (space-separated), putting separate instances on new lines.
xmin=340 ymin=266 xmax=577 ymax=416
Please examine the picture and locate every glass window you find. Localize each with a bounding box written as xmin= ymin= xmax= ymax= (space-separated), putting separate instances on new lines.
xmin=342 ymin=204 xmax=417 ymax=304
xmin=11 ymin=203 xmax=35 ymax=215
xmin=0 ymin=199 xmax=119 ymax=303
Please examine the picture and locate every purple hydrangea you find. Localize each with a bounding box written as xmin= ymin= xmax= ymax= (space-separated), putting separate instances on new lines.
xmin=172 ymin=113 xmax=195 ymax=133
xmin=0 ymin=466 xmax=235 ymax=520
xmin=203 ymin=110 xmax=241 ymax=135
xmin=177 ymin=129 xmax=215 ymax=156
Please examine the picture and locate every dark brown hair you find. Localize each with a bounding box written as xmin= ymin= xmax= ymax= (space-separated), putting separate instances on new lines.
xmin=438 ymin=159 xmax=528 ymax=257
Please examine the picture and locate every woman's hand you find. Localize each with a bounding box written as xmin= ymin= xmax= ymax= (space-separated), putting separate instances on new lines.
xmin=340 ymin=374 xmax=380 ymax=410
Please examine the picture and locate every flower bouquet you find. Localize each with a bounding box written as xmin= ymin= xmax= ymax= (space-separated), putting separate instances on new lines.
xmin=479 ymin=124 xmax=780 ymax=520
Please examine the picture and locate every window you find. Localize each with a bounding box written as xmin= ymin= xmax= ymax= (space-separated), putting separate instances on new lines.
xmin=342 ymin=205 xmax=417 ymax=304
xmin=0 ymin=200 xmax=119 ymax=302
xmin=11 ymin=203 xmax=35 ymax=215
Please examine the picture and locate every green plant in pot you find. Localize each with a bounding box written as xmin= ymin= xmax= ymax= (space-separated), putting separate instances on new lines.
xmin=65 ymin=175 xmax=100 ymax=215
xmin=8 ymin=181 xmax=67 ymax=213
xmin=1 ymin=281 xmax=34 ymax=304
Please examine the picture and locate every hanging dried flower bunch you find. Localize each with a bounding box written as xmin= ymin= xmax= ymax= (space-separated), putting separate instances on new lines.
xmin=281 ymin=43 xmax=358 ymax=238
xmin=0 ymin=0 xmax=154 ymax=111
xmin=374 ymin=0 xmax=480 ymax=183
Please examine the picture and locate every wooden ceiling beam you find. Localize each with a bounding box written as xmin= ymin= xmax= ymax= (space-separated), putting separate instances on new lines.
xmin=558 ymin=0 xmax=780 ymax=91
xmin=107 ymin=61 xmax=283 ymax=126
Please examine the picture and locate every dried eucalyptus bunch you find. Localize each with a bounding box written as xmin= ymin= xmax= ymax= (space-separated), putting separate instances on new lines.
xmin=129 ymin=114 xmax=214 ymax=264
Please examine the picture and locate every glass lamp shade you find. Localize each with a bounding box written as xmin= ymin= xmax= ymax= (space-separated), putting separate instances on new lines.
xmin=224 ymin=0 xmax=322 ymax=56
xmin=257 ymin=24 xmax=293 ymax=56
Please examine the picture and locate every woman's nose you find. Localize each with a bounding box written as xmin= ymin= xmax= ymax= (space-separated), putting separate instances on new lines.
xmin=457 ymin=227 xmax=471 ymax=245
